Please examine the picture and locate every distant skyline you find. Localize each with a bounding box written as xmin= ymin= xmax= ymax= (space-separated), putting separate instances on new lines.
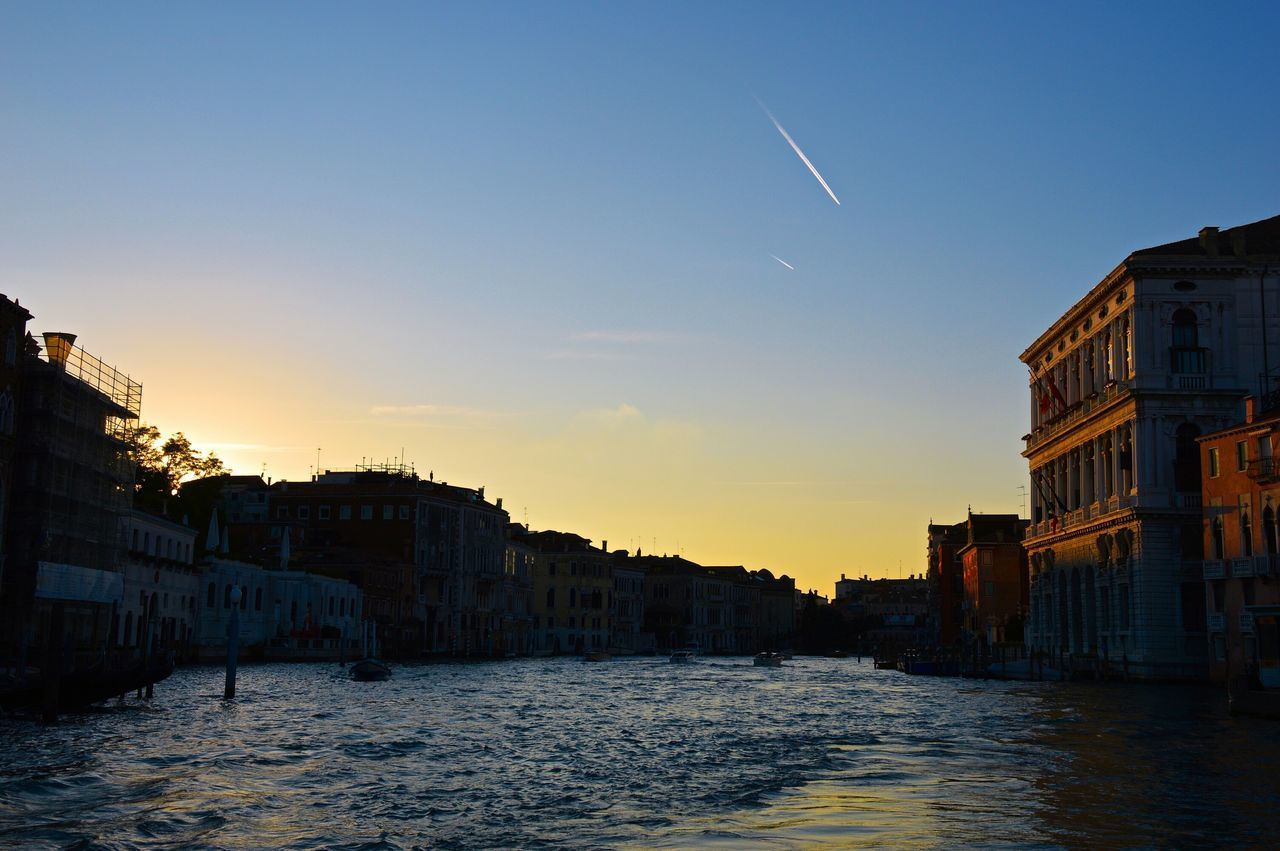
xmin=4 ymin=1 xmax=1280 ymax=592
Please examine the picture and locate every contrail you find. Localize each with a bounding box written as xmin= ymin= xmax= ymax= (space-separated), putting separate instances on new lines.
xmin=754 ymin=95 xmax=841 ymax=206
xmin=770 ymin=254 xmax=795 ymax=271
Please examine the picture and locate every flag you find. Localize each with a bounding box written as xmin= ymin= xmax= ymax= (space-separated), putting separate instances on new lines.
xmin=1045 ymin=370 xmax=1069 ymax=410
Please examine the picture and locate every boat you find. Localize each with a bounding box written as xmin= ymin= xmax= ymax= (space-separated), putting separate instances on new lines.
xmin=0 ymin=655 xmax=175 ymax=714
xmin=753 ymin=651 xmax=784 ymax=667
xmin=669 ymin=643 xmax=700 ymax=664
xmin=350 ymin=620 xmax=391 ymax=682
xmin=583 ymin=650 xmax=611 ymax=662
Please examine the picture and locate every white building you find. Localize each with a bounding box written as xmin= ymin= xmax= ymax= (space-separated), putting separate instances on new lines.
xmin=195 ymin=558 xmax=363 ymax=660
xmin=1021 ymin=214 xmax=1280 ymax=679
xmin=118 ymin=510 xmax=200 ymax=658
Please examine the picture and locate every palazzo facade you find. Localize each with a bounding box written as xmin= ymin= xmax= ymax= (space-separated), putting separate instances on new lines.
xmin=1021 ymin=216 xmax=1280 ymax=679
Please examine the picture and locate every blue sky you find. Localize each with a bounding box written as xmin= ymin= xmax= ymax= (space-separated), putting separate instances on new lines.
xmin=4 ymin=1 xmax=1279 ymax=588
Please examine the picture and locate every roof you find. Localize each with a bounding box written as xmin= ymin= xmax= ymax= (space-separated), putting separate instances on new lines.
xmin=1132 ymin=214 xmax=1280 ymax=258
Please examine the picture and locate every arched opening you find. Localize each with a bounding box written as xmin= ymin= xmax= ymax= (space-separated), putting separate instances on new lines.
xmin=1058 ymin=572 xmax=1069 ymax=651
xmin=1265 ymin=505 xmax=1278 ymax=555
xmin=1070 ymin=568 xmax=1084 ymax=655
xmin=1085 ymin=568 xmax=1097 ymax=653
xmin=1171 ymin=308 xmax=1205 ymax=373
xmin=1174 ymin=423 xmax=1202 ymax=494
xmin=1241 ymin=507 xmax=1254 ymax=557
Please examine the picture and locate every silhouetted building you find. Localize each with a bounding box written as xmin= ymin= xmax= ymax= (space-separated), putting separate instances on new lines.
xmin=957 ymin=513 xmax=1029 ymax=646
xmin=521 ymin=528 xmax=612 ymax=654
xmin=2 ymin=330 xmax=140 ymax=671
xmin=926 ymin=523 xmax=968 ymax=647
xmin=1022 ymin=214 xmax=1280 ymax=679
xmin=0 ymin=295 xmax=32 ymax=599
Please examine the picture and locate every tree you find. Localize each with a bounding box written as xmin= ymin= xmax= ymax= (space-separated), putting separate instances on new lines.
xmin=127 ymin=423 xmax=225 ymax=513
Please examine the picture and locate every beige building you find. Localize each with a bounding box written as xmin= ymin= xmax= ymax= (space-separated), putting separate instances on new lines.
xmin=1022 ymin=214 xmax=1280 ymax=679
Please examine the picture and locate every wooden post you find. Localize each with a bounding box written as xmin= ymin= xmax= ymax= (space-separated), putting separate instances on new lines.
xmin=224 ymin=586 xmax=241 ymax=700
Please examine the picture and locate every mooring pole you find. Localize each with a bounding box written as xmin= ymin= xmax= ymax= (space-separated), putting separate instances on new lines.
xmin=224 ymin=585 xmax=241 ymax=700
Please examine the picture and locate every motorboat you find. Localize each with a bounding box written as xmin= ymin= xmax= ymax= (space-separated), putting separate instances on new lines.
xmin=669 ymin=643 xmax=700 ymax=664
xmin=753 ymin=651 xmax=784 ymax=667
xmin=583 ymin=650 xmax=611 ymax=662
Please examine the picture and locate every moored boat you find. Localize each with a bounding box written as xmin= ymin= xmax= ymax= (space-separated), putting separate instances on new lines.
xmin=669 ymin=643 xmax=700 ymax=664
xmin=350 ymin=620 xmax=391 ymax=682
xmin=583 ymin=650 xmax=611 ymax=662
xmin=753 ymin=651 xmax=784 ymax=667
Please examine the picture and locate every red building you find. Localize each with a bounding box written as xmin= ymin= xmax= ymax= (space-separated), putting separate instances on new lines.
xmin=1198 ymin=396 xmax=1280 ymax=690
xmin=956 ymin=513 xmax=1029 ymax=647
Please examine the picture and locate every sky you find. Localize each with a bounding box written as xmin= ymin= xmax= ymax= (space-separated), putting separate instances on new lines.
xmin=4 ymin=1 xmax=1280 ymax=593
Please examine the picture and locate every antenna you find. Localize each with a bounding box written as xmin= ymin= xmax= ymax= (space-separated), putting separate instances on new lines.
xmin=1016 ymin=484 xmax=1028 ymax=518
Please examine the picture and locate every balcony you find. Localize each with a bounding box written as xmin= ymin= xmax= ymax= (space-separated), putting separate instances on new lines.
xmin=1232 ymin=557 xmax=1257 ymax=578
xmin=1025 ymin=380 xmax=1130 ymax=451
xmin=1203 ymin=560 xmax=1225 ymax=580
xmin=1246 ymin=457 xmax=1280 ymax=483
xmin=1208 ymin=612 xmax=1226 ymax=632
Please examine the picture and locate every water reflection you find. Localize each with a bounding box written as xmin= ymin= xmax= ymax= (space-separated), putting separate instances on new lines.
xmin=0 ymin=660 xmax=1274 ymax=848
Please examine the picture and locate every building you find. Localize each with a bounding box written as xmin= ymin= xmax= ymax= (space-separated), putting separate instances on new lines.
xmin=193 ymin=557 xmax=363 ymax=661
xmin=0 ymin=296 xmax=32 ymax=598
xmin=2 ymin=331 xmax=140 ymax=672
xmin=1022 ymin=214 xmax=1280 ymax=680
xmin=610 ymin=556 xmax=648 ymax=653
xmin=499 ymin=528 xmax=535 ymax=656
xmin=1198 ymin=396 xmax=1280 ymax=687
xmin=243 ymin=465 xmax=510 ymax=657
xmin=957 ymin=513 xmax=1029 ymax=647
xmin=926 ymin=524 xmax=968 ymax=647
xmin=522 ymin=529 xmax=613 ymax=654
xmin=119 ymin=509 xmax=200 ymax=660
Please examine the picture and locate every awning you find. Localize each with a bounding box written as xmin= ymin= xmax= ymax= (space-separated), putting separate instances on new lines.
xmin=35 ymin=561 xmax=124 ymax=604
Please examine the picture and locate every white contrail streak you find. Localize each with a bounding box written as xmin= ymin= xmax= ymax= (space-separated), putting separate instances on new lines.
xmin=770 ymin=254 xmax=795 ymax=271
xmin=754 ymin=95 xmax=841 ymax=206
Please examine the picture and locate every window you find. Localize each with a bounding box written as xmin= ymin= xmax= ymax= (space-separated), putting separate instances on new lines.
xmin=361 ymin=505 xmax=373 ymax=520
xmin=400 ymin=505 xmax=410 ymax=520
xmin=1118 ymin=584 xmax=1130 ymax=630
xmin=255 ymin=588 xmax=263 ymax=611
xmin=207 ymin=582 xmax=216 ymax=608
xmin=546 ymin=588 xmax=555 ymax=608
xmin=224 ymin=584 xmax=232 ymax=608
xmin=980 ymin=550 xmax=994 ymax=567
xmin=569 ymin=588 xmax=577 ymax=607
xmin=277 ymin=506 xmax=289 ymax=519
xmin=1212 ymin=516 xmax=1225 ymax=559
xmin=270 ymin=526 xmax=281 ymax=539
xmin=983 ymin=581 xmax=995 ymax=598
xmin=1237 ymin=441 xmax=1249 ymax=472
xmin=1241 ymin=506 xmax=1254 ymax=557
xmin=339 ymin=505 xmax=353 ymax=520
xmin=318 ymin=505 xmax=331 ymax=520
xmin=383 ymin=505 xmax=393 ymax=520
xmin=549 ymin=562 xmax=557 ymax=575
xmin=1208 ymin=447 xmax=1220 ymax=478
xmin=1170 ymin=308 xmax=1205 ymax=373
xmin=298 ymin=506 xmax=310 ymax=520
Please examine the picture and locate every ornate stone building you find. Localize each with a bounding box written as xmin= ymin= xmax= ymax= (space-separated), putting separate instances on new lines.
xmin=1021 ymin=214 xmax=1280 ymax=679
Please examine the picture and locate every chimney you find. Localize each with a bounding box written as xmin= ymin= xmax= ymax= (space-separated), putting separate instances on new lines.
xmin=42 ymin=332 xmax=77 ymax=366
xmin=602 ymin=540 xmax=607 ymax=552
xmin=1232 ymin=231 xmax=1247 ymax=257
xmin=496 ymin=497 xmax=503 ymax=510
xmin=1246 ymin=395 xmax=1257 ymax=423
xmin=1199 ymin=226 xmax=1219 ymax=256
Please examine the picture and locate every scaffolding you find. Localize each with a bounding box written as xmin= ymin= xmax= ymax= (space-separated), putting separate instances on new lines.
xmin=16 ymin=333 xmax=141 ymax=576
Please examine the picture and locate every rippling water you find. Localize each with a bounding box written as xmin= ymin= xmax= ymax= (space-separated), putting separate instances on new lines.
xmin=1 ymin=658 xmax=1276 ymax=849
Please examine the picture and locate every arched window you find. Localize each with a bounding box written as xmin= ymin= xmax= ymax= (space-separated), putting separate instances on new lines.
xmin=1171 ymin=309 xmax=1205 ymax=374
xmin=1241 ymin=508 xmax=1254 ymax=557
xmin=1174 ymin=423 xmax=1202 ymax=493
xmin=240 ymin=587 xmax=248 ymax=610
xmin=224 ymin=584 xmax=232 ymax=608
xmin=207 ymin=582 xmax=216 ymax=608
xmin=1212 ymin=516 xmax=1225 ymax=559
xmin=329 ymin=596 xmax=335 ymax=616
xmin=1264 ymin=505 xmax=1277 ymax=555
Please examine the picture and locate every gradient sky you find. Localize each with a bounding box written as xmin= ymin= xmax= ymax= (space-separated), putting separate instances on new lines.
xmin=4 ymin=1 xmax=1280 ymax=593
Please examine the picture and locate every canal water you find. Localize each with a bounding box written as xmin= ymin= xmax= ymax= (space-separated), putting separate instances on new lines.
xmin=1 ymin=658 xmax=1276 ymax=848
